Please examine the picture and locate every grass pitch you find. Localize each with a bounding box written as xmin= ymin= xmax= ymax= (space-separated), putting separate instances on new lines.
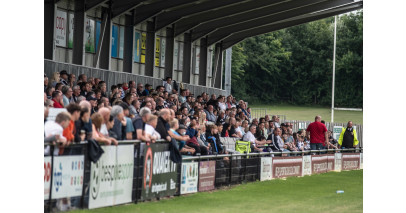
xmin=250 ymin=104 xmax=363 ymax=124
xmin=76 ymin=170 xmax=363 ymax=213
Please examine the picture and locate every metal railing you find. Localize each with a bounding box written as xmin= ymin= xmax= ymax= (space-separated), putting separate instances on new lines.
xmin=44 ymin=138 xmax=362 ymax=212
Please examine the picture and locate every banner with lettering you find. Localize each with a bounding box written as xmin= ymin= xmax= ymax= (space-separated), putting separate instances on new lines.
xmin=334 ymin=153 xmax=342 ymax=171
xmin=55 ymin=10 xmax=67 ymax=47
xmin=88 ymin=145 xmax=134 ymax=209
xmin=198 ymin=161 xmax=215 ymax=192
xmin=342 ymin=153 xmax=360 ymax=170
xmin=311 ymin=154 xmax=335 ymax=174
xmin=272 ymin=157 xmax=302 ymax=179
xmin=142 ymin=143 xmax=178 ymax=200
xmin=260 ymin=157 xmax=272 ymax=181
xmin=51 ymin=156 xmax=84 ymax=199
xmin=180 ymin=162 xmax=198 ymax=194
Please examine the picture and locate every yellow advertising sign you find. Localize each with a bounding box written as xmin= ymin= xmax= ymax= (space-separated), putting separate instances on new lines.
xmin=141 ymin=33 xmax=146 ymax=63
xmin=155 ymin=37 xmax=160 ymax=67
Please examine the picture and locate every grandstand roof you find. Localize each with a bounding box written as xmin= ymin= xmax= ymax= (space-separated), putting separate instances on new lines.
xmin=74 ymin=0 xmax=363 ymax=49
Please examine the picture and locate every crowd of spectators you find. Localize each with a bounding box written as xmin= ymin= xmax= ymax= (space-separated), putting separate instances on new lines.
xmin=44 ymin=71 xmax=342 ymax=156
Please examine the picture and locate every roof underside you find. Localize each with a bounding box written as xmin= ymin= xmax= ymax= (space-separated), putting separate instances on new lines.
xmin=84 ymin=0 xmax=363 ymax=49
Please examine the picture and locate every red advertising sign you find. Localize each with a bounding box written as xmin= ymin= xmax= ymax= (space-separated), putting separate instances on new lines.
xmin=311 ymin=154 xmax=335 ymax=174
xmin=272 ymin=157 xmax=302 ymax=179
xmin=199 ymin=161 xmax=215 ymax=192
xmin=342 ymin=153 xmax=360 ymax=170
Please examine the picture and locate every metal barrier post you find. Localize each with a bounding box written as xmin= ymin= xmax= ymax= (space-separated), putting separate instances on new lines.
xmin=80 ymin=143 xmax=88 ymax=209
xmin=228 ymin=153 xmax=232 ymax=185
xmin=134 ymin=142 xmax=141 ymax=204
xmin=47 ymin=145 xmax=55 ymax=213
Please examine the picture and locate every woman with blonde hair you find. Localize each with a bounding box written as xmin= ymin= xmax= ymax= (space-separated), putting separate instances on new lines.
xmin=50 ymin=72 xmax=60 ymax=87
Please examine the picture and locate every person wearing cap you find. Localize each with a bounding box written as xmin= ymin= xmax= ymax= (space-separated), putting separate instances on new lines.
xmin=59 ymin=70 xmax=69 ymax=86
xmin=87 ymin=96 xmax=98 ymax=115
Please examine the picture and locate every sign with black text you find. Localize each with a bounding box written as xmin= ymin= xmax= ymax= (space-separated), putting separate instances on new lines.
xmin=181 ymin=162 xmax=198 ymax=194
xmin=142 ymin=143 xmax=178 ymax=200
xmin=198 ymin=161 xmax=215 ymax=192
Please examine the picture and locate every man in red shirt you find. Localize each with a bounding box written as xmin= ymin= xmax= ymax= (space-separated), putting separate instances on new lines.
xmin=306 ymin=115 xmax=328 ymax=151
xmin=52 ymin=91 xmax=64 ymax=108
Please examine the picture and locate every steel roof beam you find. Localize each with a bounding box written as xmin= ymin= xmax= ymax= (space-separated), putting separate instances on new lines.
xmin=174 ymin=0 xmax=288 ymax=37
xmin=133 ymin=0 xmax=200 ymax=26
xmin=191 ymin=0 xmax=328 ymax=42
xmin=85 ymin=0 xmax=109 ymax=11
xmin=221 ymin=2 xmax=362 ymax=49
xmin=111 ymin=0 xmax=145 ymax=18
xmin=154 ymin=0 xmax=250 ymax=32
xmin=205 ymin=0 xmax=354 ymax=46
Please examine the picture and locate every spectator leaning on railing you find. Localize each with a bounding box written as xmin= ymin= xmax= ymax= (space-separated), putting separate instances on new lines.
xmin=306 ymin=116 xmax=328 ymax=151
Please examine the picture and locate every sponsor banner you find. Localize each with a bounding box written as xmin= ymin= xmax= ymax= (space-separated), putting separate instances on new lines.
xmin=134 ymin=31 xmax=141 ymax=62
xmin=334 ymin=153 xmax=342 ymax=171
xmin=155 ymin=37 xmax=160 ymax=66
xmin=141 ymin=33 xmax=146 ymax=63
xmin=298 ymin=122 xmax=306 ymax=131
xmin=302 ymin=155 xmax=312 ymax=176
xmin=194 ymin=47 xmax=200 ymax=74
xmin=260 ymin=157 xmax=272 ymax=181
xmin=44 ymin=157 xmax=52 ymax=200
xmin=311 ymin=154 xmax=335 ymax=174
xmin=68 ymin=13 xmax=74 ymax=48
xmin=119 ymin=26 xmax=124 ymax=58
xmin=333 ymin=126 xmax=342 ymax=140
xmin=55 ymin=10 xmax=67 ymax=47
xmin=179 ymin=43 xmax=184 ymax=70
xmin=173 ymin=41 xmax=179 ymax=70
xmin=342 ymin=153 xmax=360 ymax=170
xmin=272 ymin=157 xmax=302 ymax=179
xmin=51 ymin=156 xmax=84 ymax=199
xmin=95 ymin=21 xmax=101 ymax=51
xmin=360 ymin=153 xmax=363 ymax=169
xmin=142 ymin=143 xmax=178 ymax=200
xmin=85 ymin=17 xmax=95 ymax=53
xmin=160 ymin=38 xmax=166 ymax=67
xmin=181 ymin=162 xmax=198 ymax=194
xmin=198 ymin=161 xmax=215 ymax=192
xmin=89 ymin=145 xmax=134 ymax=209
xmin=47 ymin=108 xmax=67 ymax=121
xmin=111 ymin=25 xmax=119 ymax=58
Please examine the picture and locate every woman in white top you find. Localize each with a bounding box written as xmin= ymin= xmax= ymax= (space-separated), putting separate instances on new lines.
xmin=217 ymin=96 xmax=227 ymax=111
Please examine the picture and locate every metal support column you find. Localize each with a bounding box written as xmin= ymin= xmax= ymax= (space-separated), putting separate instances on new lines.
xmin=182 ymin=33 xmax=192 ymax=83
xmin=164 ymin=27 xmax=174 ymax=79
xmin=145 ymin=21 xmax=155 ymax=77
xmin=199 ymin=37 xmax=208 ymax=86
xmin=331 ymin=15 xmax=337 ymax=123
xmin=224 ymin=47 xmax=232 ymax=95
xmin=213 ymin=43 xmax=223 ymax=89
xmin=44 ymin=0 xmax=56 ymax=60
xmin=123 ymin=13 xmax=134 ymax=73
xmin=72 ymin=0 xmax=86 ymax=65
xmin=99 ymin=6 xmax=112 ymax=70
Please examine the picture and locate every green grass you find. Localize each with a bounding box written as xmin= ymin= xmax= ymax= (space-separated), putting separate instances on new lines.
xmin=250 ymin=104 xmax=363 ymax=124
xmin=75 ymin=170 xmax=363 ymax=213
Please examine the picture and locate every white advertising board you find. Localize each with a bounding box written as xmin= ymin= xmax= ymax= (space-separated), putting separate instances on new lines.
xmin=334 ymin=153 xmax=342 ymax=171
xmin=333 ymin=126 xmax=343 ymax=140
xmin=47 ymin=108 xmax=67 ymax=122
xmin=55 ymin=10 xmax=67 ymax=47
xmin=302 ymin=155 xmax=312 ymax=176
xmin=260 ymin=157 xmax=273 ymax=181
xmin=51 ymin=156 xmax=85 ymax=199
xmin=181 ymin=162 xmax=198 ymax=194
xmin=89 ymin=145 xmax=134 ymax=209
xmin=360 ymin=153 xmax=363 ymax=169
xmin=44 ymin=156 xmax=52 ymax=200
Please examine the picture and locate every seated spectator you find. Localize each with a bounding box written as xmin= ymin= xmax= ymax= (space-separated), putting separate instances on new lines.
xmin=204 ymin=105 xmax=217 ymax=122
xmin=59 ymin=70 xmax=69 ymax=85
xmin=44 ymin=75 xmax=49 ymax=92
xmin=255 ymin=122 xmax=266 ymax=139
xmin=326 ymin=130 xmax=338 ymax=150
xmin=216 ymin=110 xmax=226 ymax=125
xmin=68 ymin=73 xmax=76 ymax=88
xmin=50 ymin=72 xmax=60 ymax=87
xmin=136 ymin=83 xmax=144 ymax=97
xmin=172 ymin=123 xmax=195 ymax=155
xmin=52 ymin=91 xmax=64 ymax=108
xmin=87 ymin=96 xmax=98 ymax=115
xmin=206 ymin=125 xmax=224 ymax=154
xmin=241 ymin=120 xmax=249 ymax=136
xmin=46 ymin=86 xmax=55 ymax=100
xmin=62 ymin=85 xmax=73 ymax=106
xmin=221 ymin=123 xmax=231 ymax=137
xmin=144 ymin=115 xmax=161 ymax=140
xmin=142 ymin=84 xmax=152 ymax=96
xmin=164 ymin=77 xmax=172 ymax=94
xmin=77 ymin=74 xmax=87 ymax=84
xmin=243 ymin=125 xmax=268 ymax=152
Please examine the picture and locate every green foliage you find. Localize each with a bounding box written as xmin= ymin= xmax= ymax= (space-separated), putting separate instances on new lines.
xmin=231 ymin=11 xmax=363 ymax=108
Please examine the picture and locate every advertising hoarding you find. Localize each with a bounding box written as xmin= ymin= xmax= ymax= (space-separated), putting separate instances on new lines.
xmin=181 ymin=162 xmax=198 ymax=194
xmin=260 ymin=157 xmax=272 ymax=181
xmin=51 ymin=156 xmax=84 ymax=199
xmin=272 ymin=157 xmax=302 ymax=179
xmin=198 ymin=161 xmax=215 ymax=192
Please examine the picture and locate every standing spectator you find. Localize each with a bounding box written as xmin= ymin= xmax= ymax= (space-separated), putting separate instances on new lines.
xmin=90 ymin=112 xmax=117 ymax=145
xmin=164 ymin=77 xmax=172 ymax=93
xmin=110 ymin=105 xmax=127 ymax=140
xmin=74 ymin=107 xmax=91 ymax=142
xmin=87 ymin=96 xmax=98 ymax=115
xmin=144 ymin=115 xmax=161 ymax=140
xmin=338 ymin=121 xmax=359 ymax=149
xmin=119 ymin=102 xmax=135 ymax=139
xmin=306 ymin=116 xmax=328 ymax=150
xmin=52 ymin=91 xmax=64 ymax=108
xmin=59 ymin=70 xmax=69 ymax=85
xmin=155 ymin=109 xmax=172 ymax=142
xmin=62 ymin=86 xmax=73 ymax=106
xmin=63 ymin=103 xmax=81 ymax=146
xmin=44 ymin=112 xmax=71 ymax=155
xmin=132 ymin=107 xmax=151 ymax=141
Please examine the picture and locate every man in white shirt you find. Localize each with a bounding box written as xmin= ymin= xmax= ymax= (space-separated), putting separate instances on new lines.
xmin=44 ymin=112 xmax=71 ymax=155
xmin=242 ymin=125 xmax=268 ymax=152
